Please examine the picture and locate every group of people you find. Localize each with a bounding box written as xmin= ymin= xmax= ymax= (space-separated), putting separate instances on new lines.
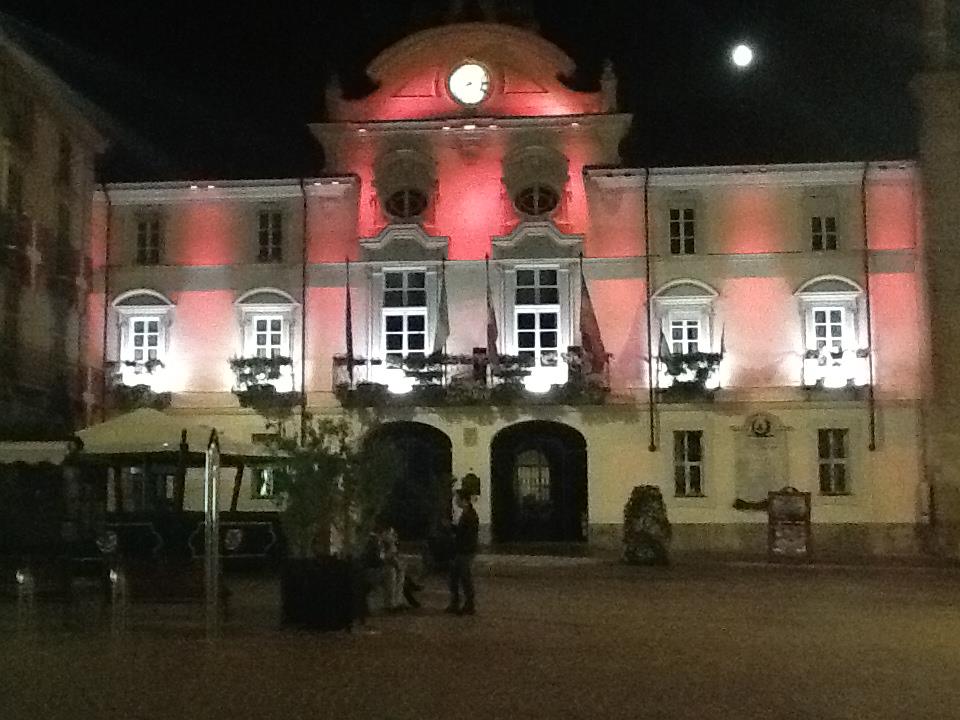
xmin=361 ymin=490 xmax=479 ymax=617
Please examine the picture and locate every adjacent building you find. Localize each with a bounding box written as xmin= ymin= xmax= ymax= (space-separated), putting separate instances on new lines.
xmin=88 ymin=21 xmax=926 ymax=556
xmin=0 ymin=24 xmax=106 ymax=439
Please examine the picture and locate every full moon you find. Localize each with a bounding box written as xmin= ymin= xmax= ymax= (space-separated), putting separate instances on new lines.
xmin=731 ymin=44 xmax=755 ymax=68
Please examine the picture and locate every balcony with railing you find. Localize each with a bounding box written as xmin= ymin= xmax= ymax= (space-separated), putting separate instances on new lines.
xmin=332 ymin=346 xmax=609 ymax=408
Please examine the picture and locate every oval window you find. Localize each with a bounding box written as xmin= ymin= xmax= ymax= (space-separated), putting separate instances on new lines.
xmin=384 ymin=189 xmax=428 ymax=219
xmin=514 ymin=185 xmax=559 ymax=216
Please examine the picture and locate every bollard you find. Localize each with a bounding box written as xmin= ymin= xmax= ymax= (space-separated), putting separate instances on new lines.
xmin=15 ymin=568 xmax=35 ymax=631
xmin=109 ymin=566 xmax=127 ymax=636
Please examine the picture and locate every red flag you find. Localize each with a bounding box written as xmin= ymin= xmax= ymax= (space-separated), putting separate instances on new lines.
xmin=579 ymin=261 xmax=608 ymax=374
xmin=485 ymin=256 xmax=499 ymax=369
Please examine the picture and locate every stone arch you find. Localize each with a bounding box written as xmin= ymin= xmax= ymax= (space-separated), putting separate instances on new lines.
xmin=490 ymin=420 xmax=587 ymax=543
xmin=365 ymin=421 xmax=453 ymax=542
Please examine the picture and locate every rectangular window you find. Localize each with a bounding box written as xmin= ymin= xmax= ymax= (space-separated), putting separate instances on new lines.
xmin=383 ymin=270 xmax=426 ymax=307
xmin=669 ymin=315 xmax=701 ymax=355
xmin=252 ymin=315 xmax=285 ymax=358
xmin=811 ymin=215 xmax=838 ymax=251
xmin=515 ymin=268 xmax=560 ymax=368
xmin=669 ymin=207 xmax=696 ymax=255
xmin=812 ymin=307 xmax=845 ymax=351
xmin=57 ymin=135 xmax=72 ymax=187
xmin=818 ymin=429 xmax=849 ymax=495
xmin=257 ymin=210 xmax=283 ymax=262
xmin=673 ymin=430 xmax=704 ymax=497
xmin=130 ymin=317 xmax=161 ymax=363
xmin=136 ymin=217 xmax=162 ymax=265
xmin=383 ymin=270 xmax=427 ymax=366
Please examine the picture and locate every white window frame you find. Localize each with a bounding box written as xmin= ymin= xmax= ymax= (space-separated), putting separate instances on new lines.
xmin=249 ymin=314 xmax=288 ymax=358
xmin=796 ymin=277 xmax=867 ymax=388
xmin=673 ymin=430 xmax=704 ymax=497
xmin=370 ymin=267 xmax=437 ymax=390
xmin=666 ymin=310 xmax=704 ymax=355
xmin=113 ymin=290 xmax=175 ymax=390
xmin=652 ymin=281 xmax=719 ymax=389
xmin=382 ymin=306 xmax=428 ymax=367
xmin=128 ymin=315 xmax=163 ymax=364
xmin=818 ymin=428 xmax=850 ymax=495
xmin=504 ymin=264 xmax=571 ymax=391
xmin=668 ymin=205 xmax=696 ymax=255
xmin=809 ymin=306 xmax=847 ymax=352
xmin=257 ymin=209 xmax=283 ymax=263
xmin=805 ymin=192 xmax=841 ymax=252
xmin=136 ymin=215 xmax=162 ymax=265
xmin=235 ymin=289 xmax=299 ymax=390
xmin=810 ymin=214 xmax=838 ymax=251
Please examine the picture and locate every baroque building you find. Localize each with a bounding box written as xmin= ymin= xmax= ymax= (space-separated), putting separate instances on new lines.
xmin=88 ymin=21 xmax=926 ymax=556
xmin=0 ymin=24 xmax=105 ymax=439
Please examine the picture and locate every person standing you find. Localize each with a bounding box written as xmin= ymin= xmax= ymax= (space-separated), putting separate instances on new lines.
xmin=446 ymin=490 xmax=479 ymax=616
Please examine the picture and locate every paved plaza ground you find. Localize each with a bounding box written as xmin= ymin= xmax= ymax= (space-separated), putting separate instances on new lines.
xmin=2 ymin=560 xmax=960 ymax=719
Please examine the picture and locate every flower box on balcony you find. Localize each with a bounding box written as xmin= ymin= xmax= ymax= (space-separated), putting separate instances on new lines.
xmin=109 ymin=383 xmax=172 ymax=412
xmin=235 ymin=384 xmax=301 ymax=416
xmin=656 ymin=381 xmax=716 ymax=404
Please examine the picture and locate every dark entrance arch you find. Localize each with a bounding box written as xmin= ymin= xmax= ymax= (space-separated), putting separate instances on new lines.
xmin=491 ymin=421 xmax=588 ymax=543
xmin=366 ymin=422 xmax=453 ymax=542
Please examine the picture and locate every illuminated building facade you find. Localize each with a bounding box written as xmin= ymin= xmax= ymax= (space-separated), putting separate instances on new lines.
xmin=89 ymin=22 xmax=926 ymax=555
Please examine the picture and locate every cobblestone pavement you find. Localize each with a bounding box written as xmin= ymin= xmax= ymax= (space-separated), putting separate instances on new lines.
xmin=2 ymin=562 xmax=960 ymax=719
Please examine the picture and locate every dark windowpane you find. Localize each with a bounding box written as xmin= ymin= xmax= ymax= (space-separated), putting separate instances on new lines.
xmin=407 ymin=290 xmax=426 ymax=307
xmin=407 ymin=315 xmax=425 ymax=331
xmin=833 ymin=430 xmax=846 ymax=459
xmin=517 ymin=332 xmax=535 ymax=349
xmin=672 ymin=327 xmax=683 ymax=341
xmin=684 ymin=238 xmax=695 ymax=254
xmin=830 ymin=310 xmax=842 ymax=324
xmin=385 ymin=316 xmax=403 ymax=332
xmin=683 ymin=208 xmax=695 ymax=221
xmin=518 ymin=350 xmax=535 ymax=364
xmin=408 ymin=335 xmax=425 ymax=350
xmin=256 ymin=320 xmax=267 ymax=331
xmin=819 ymin=464 xmax=831 ymax=493
xmin=674 ymin=464 xmax=686 ymax=496
xmin=134 ymin=336 xmax=143 ymax=347
xmin=408 ymin=272 xmax=425 ymax=288
xmin=516 ymin=288 xmax=536 ymax=305
xmin=540 ymin=331 xmax=557 ymax=348
xmin=688 ymin=327 xmax=698 ymax=340
xmin=673 ymin=432 xmax=684 ymax=462
xmin=834 ymin=465 xmax=846 ymax=493
xmin=688 ymin=432 xmax=702 ymax=462
xmin=386 ymin=335 xmax=403 ymax=351
xmin=516 ymin=270 xmax=535 ymax=286
xmin=669 ymin=209 xmax=680 ymax=221
xmin=825 ymin=216 xmax=836 ymax=232
xmin=385 ymin=273 xmax=403 ymax=289
xmin=670 ymin=237 xmax=681 ymax=255
xmin=540 ymin=313 xmax=557 ymax=330
xmin=539 ymin=270 xmax=557 ymax=286
xmin=539 ymin=288 xmax=559 ymax=304
xmin=517 ymin=313 xmax=535 ymax=330
xmin=818 ymin=430 xmax=830 ymax=459
xmin=812 ymin=217 xmax=822 ymax=234
xmin=684 ymin=221 xmax=695 ymax=237
xmin=689 ymin=466 xmax=702 ymax=495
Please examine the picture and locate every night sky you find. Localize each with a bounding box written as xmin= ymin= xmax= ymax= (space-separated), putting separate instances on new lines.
xmin=0 ymin=0 xmax=920 ymax=181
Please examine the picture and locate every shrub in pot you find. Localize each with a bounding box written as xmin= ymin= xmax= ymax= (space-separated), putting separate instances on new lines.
xmin=622 ymin=485 xmax=671 ymax=566
xmin=269 ymin=416 xmax=396 ymax=630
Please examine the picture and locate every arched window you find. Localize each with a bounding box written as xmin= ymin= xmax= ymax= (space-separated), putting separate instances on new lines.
xmin=384 ymin=189 xmax=428 ymax=219
xmin=795 ymin=275 xmax=868 ymax=388
xmin=112 ymin=289 xmax=175 ymax=389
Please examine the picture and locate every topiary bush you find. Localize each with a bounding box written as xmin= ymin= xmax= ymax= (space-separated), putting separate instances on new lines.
xmin=622 ymin=485 xmax=671 ymax=566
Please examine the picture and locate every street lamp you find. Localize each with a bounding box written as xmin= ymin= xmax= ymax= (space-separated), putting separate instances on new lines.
xmin=731 ymin=43 xmax=755 ymax=69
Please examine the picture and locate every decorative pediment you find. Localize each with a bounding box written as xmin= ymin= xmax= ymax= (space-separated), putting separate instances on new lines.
xmin=491 ymin=221 xmax=584 ymax=259
xmin=360 ymin=224 xmax=449 ymax=262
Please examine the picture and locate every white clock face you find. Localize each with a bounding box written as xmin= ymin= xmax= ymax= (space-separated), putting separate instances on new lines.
xmin=448 ymin=63 xmax=490 ymax=105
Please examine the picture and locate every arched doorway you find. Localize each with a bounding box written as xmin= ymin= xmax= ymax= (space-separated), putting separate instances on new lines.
xmin=366 ymin=422 xmax=453 ymax=542
xmin=491 ymin=421 xmax=588 ymax=543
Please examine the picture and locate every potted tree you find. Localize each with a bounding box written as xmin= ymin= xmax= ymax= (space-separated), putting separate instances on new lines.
xmin=269 ymin=415 xmax=396 ymax=630
xmin=622 ymin=485 xmax=671 ymax=566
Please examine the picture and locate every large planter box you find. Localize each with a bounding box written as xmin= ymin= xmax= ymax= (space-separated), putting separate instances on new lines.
xmin=280 ymin=557 xmax=356 ymax=631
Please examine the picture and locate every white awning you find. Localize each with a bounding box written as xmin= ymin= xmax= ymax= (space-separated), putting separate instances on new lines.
xmin=0 ymin=441 xmax=69 ymax=465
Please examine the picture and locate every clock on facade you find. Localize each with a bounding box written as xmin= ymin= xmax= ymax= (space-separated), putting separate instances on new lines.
xmin=448 ymin=62 xmax=490 ymax=105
